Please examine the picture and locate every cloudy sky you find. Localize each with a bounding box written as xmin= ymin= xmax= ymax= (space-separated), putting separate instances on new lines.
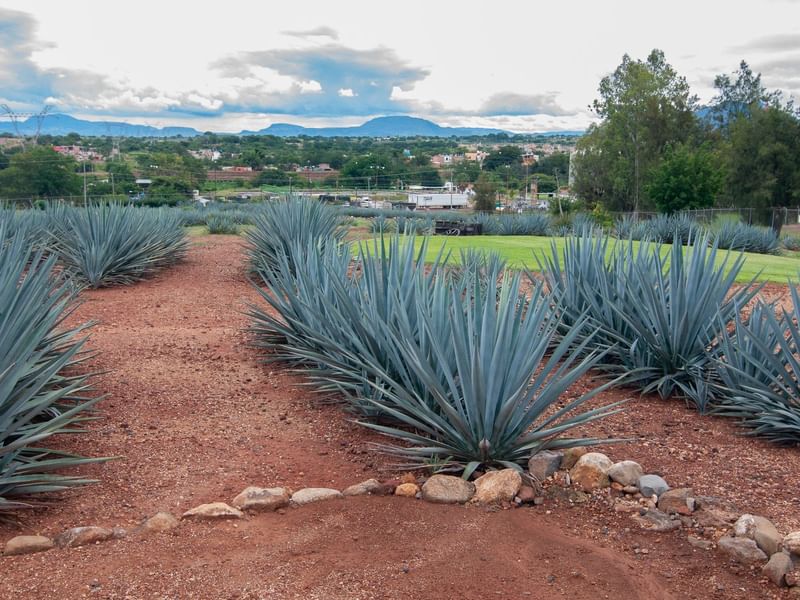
xmin=1 ymin=0 xmax=799 ymax=132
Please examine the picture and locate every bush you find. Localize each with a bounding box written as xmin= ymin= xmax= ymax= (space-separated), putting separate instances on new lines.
xmin=0 ymin=221 xmax=103 ymax=514
xmin=48 ymin=205 xmax=188 ymax=288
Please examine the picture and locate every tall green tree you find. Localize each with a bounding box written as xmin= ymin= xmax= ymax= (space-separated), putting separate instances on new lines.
xmin=0 ymin=146 xmax=81 ymax=203
xmin=573 ymin=49 xmax=698 ymax=212
xmin=647 ymin=144 xmax=722 ymax=213
xmin=473 ymin=172 xmax=498 ymax=212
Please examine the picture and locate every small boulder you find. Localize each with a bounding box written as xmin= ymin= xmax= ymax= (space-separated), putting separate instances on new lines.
xmin=3 ymin=535 xmax=54 ymax=556
xmin=290 ymin=488 xmax=344 ymax=506
xmin=607 ymin=461 xmax=644 ymax=487
xmin=657 ymin=488 xmax=695 ymax=516
xmin=55 ymin=526 xmax=114 ymax=548
xmin=421 ymin=475 xmax=475 ymax=504
xmin=394 ymin=483 xmax=420 ymax=498
xmin=763 ymin=552 xmax=794 ymax=587
xmin=631 ymin=509 xmax=681 ymax=532
xmin=232 ymin=486 xmax=290 ymax=511
xmin=342 ymin=479 xmax=383 ymax=497
xmin=569 ymin=452 xmax=612 ymax=491
xmin=516 ymin=485 xmax=538 ymax=504
xmin=181 ymin=502 xmax=244 ymax=520
xmin=638 ymin=474 xmax=669 ymax=498
xmin=734 ymin=514 xmax=782 ymax=556
xmin=528 ymin=450 xmax=562 ymax=481
xmin=687 ymin=536 xmax=714 ymax=550
xmin=560 ymin=447 xmax=588 ymax=470
xmin=783 ymin=531 xmax=800 ymax=555
xmin=138 ymin=512 xmax=180 ymax=534
xmin=718 ymin=536 xmax=768 ymax=564
xmin=472 ymin=469 xmax=522 ymax=505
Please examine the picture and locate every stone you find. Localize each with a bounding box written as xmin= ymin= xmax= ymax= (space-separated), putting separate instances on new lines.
xmin=232 ymin=486 xmax=290 ymax=511
xmin=569 ymin=452 xmax=613 ymax=491
xmin=516 ymin=485 xmax=538 ymax=504
xmin=631 ymin=509 xmax=681 ymax=532
xmin=394 ymin=483 xmax=420 ymax=497
xmin=638 ymin=474 xmax=669 ymax=498
xmin=786 ymin=569 xmax=800 ymax=587
xmin=657 ymin=488 xmax=695 ymax=516
xmin=613 ymin=500 xmax=642 ymax=514
xmin=54 ymin=526 xmax=114 ymax=548
xmin=607 ymin=461 xmax=644 ymax=487
xmin=181 ymin=502 xmax=244 ymax=520
xmin=399 ymin=473 xmax=417 ymax=485
xmin=528 ymin=450 xmax=562 ymax=481
xmin=560 ymin=447 xmax=588 ymax=470
xmin=472 ymin=469 xmax=522 ymax=505
xmin=342 ymin=479 xmax=383 ymax=497
xmin=3 ymin=535 xmax=54 ymax=556
xmin=111 ymin=527 xmax=127 ymax=539
xmin=734 ymin=514 xmax=782 ymax=556
xmin=784 ymin=531 xmax=800 ymax=555
xmin=694 ymin=496 xmax=739 ymax=525
xmin=421 ymin=474 xmax=475 ymax=504
xmin=622 ymin=485 xmax=639 ymax=494
xmin=290 ymin=488 xmax=344 ymax=506
xmin=763 ymin=552 xmax=794 ymax=587
xmin=138 ymin=512 xmax=180 ymax=534
xmin=717 ymin=536 xmax=768 ymax=564
xmin=687 ymin=536 xmax=714 ymax=550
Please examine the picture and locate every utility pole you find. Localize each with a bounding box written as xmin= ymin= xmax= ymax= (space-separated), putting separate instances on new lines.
xmin=110 ymin=171 xmax=116 ymax=197
xmin=82 ymin=161 xmax=88 ymax=204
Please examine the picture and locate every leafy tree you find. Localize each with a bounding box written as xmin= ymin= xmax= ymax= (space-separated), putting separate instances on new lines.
xmin=473 ymin=172 xmax=497 ymax=212
xmin=482 ymin=145 xmax=522 ymax=171
xmin=710 ymin=61 xmax=781 ymax=127
xmin=0 ymin=146 xmax=81 ymax=203
xmin=647 ymin=144 xmax=722 ymax=213
xmin=574 ymin=49 xmax=698 ymax=212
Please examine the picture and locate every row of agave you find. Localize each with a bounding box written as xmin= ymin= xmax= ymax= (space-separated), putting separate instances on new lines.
xmin=247 ymin=200 xmax=623 ymax=475
xmin=0 ymin=204 xmax=187 ymax=515
xmin=249 ymin=200 xmax=800 ymax=480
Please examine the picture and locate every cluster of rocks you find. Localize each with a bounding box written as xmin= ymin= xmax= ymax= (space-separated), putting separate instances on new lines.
xmin=528 ymin=447 xmax=800 ymax=592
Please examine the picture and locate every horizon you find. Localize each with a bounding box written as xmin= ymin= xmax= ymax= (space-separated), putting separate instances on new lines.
xmin=0 ymin=0 xmax=799 ymax=133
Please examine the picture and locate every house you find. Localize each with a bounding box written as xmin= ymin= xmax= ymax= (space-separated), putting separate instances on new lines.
xmin=52 ymin=145 xmax=103 ymax=162
xmin=221 ymin=165 xmax=253 ymax=172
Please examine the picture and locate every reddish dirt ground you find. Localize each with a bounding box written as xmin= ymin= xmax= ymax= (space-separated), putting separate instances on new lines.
xmin=1 ymin=235 xmax=798 ymax=599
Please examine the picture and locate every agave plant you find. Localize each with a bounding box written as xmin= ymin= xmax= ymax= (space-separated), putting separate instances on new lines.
xmin=246 ymin=198 xmax=345 ymax=277
xmin=48 ymin=204 xmax=188 ymax=288
xmin=206 ymin=213 xmax=240 ymax=235
xmin=0 ymin=221 xmax=104 ymax=514
xmin=712 ymin=289 xmax=800 ymax=443
xmin=782 ymin=235 xmax=800 ymax=252
xmin=714 ymin=221 xmax=780 ymax=255
xmin=643 ymin=213 xmax=701 ymax=244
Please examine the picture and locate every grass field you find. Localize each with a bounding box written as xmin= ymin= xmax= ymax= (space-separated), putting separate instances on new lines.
xmin=398 ymin=235 xmax=800 ymax=283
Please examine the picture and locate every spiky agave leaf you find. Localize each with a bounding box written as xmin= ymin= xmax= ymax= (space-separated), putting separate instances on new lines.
xmin=48 ymin=204 xmax=187 ymax=288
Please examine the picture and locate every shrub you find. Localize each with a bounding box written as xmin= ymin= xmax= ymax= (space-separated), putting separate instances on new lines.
xmin=0 ymin=221 xmax=103 ymax=514
xmin=48 ymin=205 xmax=188 ymax=288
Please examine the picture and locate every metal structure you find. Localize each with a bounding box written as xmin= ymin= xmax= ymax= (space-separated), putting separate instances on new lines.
xmin=0 ymin=104 xmax=52 ymax=147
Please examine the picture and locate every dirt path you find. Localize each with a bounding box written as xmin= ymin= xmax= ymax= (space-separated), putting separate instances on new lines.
xmin=0 ymin=236 xmax=787 ymax=599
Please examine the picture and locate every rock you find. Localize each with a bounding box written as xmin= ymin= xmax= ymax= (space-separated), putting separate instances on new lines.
xmin=399 ymin=473 xmax=417 ymax=485
xmin=394 ymin=483 xmax=420 ymax=497
xmin=717 ymin=536 xmax=768 ymax=564
xmin=607 ymin=461 xmax=644 ymax=487
xmin=421 ymin=474 xmax=475 ymax=504
xmin=290 ymin=488 xmax=344 ymax=506
xmin=613 ymin=500 xmax=642 ymax=513
xmin=638 ymin=474 xmax=669 ymax=498
xmin=687 ymin=536 xmax=714 ymax=550
xmin=342 ymin=479 xmax=383 ymax=497
xmin=631 ymin=509 xmax=681 ymax=532
xmin=516 ymin=485 xmax=538 ymax=504
xmin=111 ymin=527 xmax=127 ymax=539
xmin=232 ymin=486 xmax=290 ymax=511
xmin=763 ymin=552 xmax=794 ymax=587
xmin=560 ymin=447 xmax=588 ymax=470
xmin=657 ymin=488 xmax=695 ymax=516
xmin=734 ymin=514 xmax=782 ymax=556
xmin=181 ymin=502 xmax=244 ymax=520
xmin=472 ymin=469 xmax=522 ymax=505
xmin=138 ymin=512 xmax=180 ymax=534
xmin=694 ymin=496 xmax=738 ymax=525
xmin=3 ymin=535 xmax=54 ymax=556
xmin=54 ymin=526 xmax=114 ymax=548
xmin=528 ymin=450 xmax=562 ymax=481
xmin=784 ymin=531 xmax=800 ymax=555
xmin=622 ymin=485 xmax=639 ymax=494
xmin=786 ymin=569 xmax=800 ymax=587
xmin=569 ymin=452 xmax=612 ymax=491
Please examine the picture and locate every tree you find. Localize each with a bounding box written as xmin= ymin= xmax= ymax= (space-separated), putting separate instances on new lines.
xmin=473 ymin=173 xmax=497 ymax=212
xmin=0 ymin=147 xmax=81 ymax=203
xmin=574 ymin=49 xmax=698 ymax=213
xmin=482 ymin=145 xmax=522 ymax=171
xmin=710 ymin=61 xmax=781 ymax=127
xmin=647 ymin=144 xmax=722 ymax=213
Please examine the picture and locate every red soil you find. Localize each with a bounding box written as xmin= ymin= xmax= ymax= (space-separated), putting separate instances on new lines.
xmin=1 ymin=235 xmax=797 ymax=599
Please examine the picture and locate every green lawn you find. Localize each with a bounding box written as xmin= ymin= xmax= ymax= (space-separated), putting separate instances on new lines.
xmin=396 ymin=235 xmax=799 ymax=284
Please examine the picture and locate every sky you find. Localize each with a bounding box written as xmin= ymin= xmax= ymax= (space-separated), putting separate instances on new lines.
xmin=0 ymin=0 xmax=799 ymax=133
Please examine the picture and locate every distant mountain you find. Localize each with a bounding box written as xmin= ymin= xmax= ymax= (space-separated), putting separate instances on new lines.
xmin=243 ymin=115 xmax=510 ymax=137
xmin=0 ymin=113 xmax=584 ymax=139
xmin=0 ymin=114 xmax=201 ymax=138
